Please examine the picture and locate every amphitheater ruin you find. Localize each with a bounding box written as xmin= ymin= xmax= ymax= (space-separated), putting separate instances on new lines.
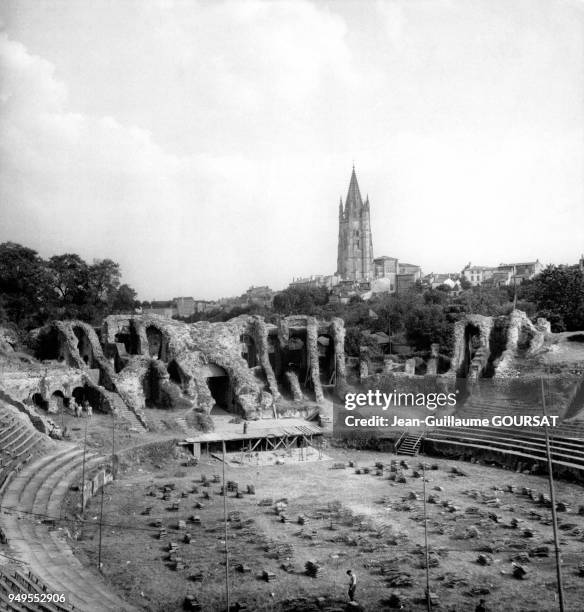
xmin=0 ymin=310 xmax=583 ymax=611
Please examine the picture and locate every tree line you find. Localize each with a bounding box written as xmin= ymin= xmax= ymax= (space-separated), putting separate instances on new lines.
xmin=0 ymin=242 xmax=138 ymax=330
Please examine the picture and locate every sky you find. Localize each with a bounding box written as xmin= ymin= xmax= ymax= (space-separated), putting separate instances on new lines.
xmin=0 ymin=0 xmax=583 ymax=301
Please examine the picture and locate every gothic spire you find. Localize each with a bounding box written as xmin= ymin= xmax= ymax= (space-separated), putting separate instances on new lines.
xmin=345 ymin=166 xmax=363 ymax=214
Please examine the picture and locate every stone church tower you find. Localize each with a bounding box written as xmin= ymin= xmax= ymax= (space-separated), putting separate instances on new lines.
xmin=336 ymin=167 xmax=374 ymax=281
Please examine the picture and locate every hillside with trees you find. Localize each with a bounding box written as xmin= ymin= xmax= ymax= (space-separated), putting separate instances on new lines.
xmin=0 ymin=242 xmax=138 ymax=330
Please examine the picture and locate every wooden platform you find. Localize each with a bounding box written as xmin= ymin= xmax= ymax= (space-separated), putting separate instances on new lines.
xmin=179 ymin=418 xmax=324 ymax=457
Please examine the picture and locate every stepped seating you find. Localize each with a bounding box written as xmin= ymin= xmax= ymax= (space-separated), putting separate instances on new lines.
xmin=0 ymin=566 xmax=78 ymax=612
xmin=0 ymin=445 xmax=138 ymax=612
xmin=426 ymin=426 xmax=584 ymax=470
xmin=424 ymin=389 xmax=584 ymax=472
xmin=0 ymin=403 xmax=50 ymax=495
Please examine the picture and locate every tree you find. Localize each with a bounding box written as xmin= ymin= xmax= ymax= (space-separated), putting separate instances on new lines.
xmin=112 ymin=284 xmax=138 ymax=313
xmin=47 ymin=253 xmax=90 ymax=318
xmin=405 ymin=304 xmax=454 ymax=353
xmin=0 ymin=242 xmax=51 ymax=327
xmin=0 ymin=242 xmax=138 ymax=328
xmin=519 ymin=265 xmax=584 ymax=331
xmin=89 ymin=259 xmax=121 ymax=307
xmin=272 ymin=286 xmax=329 ymax=315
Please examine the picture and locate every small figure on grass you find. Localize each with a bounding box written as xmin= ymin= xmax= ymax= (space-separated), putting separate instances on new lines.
xmin=346 ymin=569 xmax=357 ymax=602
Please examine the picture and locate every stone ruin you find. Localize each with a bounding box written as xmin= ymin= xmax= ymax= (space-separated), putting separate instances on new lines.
xmin=0 ymin=314 xmax=346 ymax=432
xmin=448 ymin=310 xmax=550 ymax=380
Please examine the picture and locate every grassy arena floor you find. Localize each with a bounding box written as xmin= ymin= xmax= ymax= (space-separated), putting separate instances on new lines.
xmin=64 ymin=446 xmax=584 ymax=612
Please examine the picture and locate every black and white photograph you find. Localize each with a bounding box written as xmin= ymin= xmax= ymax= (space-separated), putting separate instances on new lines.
xmin=0 ymin=1 xmax=583 ymax=611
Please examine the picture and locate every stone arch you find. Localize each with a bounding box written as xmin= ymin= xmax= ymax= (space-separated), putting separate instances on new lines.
xmin=240 ymin=333 xmax=258 ymax=368
xmin=32 ymin=392 xmax=48 ymax=411
xmin=167 ymin=359 xmax=189 ymax=393
xmin=517 ymin=323 xmax=536 ymax=355
xmin=461 ymin=323 xmax=482 ymax=378
xmin=317 ymin=334 xmax=335 ymax=384
xmin=484 ymin=318 xmax=508 ymax=377
xmin=73 ymin=325 xmax=97 ymax=367
xmin=145 ymin=325 xmax=167 ymax=360
xmin=204 ymin=363 xmax=236 ymax=414
xmin=114 ymin=325 xmax=140 ymax=355
xmin=49 ymin=390 xmax=66 ymax=413
xmin=71 ymin=384 xmax=103 ymax=413
xmin=287 ymin=331 xmax=308 ymax=385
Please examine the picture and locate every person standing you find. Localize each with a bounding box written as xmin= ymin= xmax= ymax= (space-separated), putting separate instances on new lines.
xmin=346 ymin=569 xmax=357 ymax=602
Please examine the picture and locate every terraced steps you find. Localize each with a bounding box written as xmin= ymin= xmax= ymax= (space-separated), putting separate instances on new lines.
xmin=0 ymin=445 xmax=138 ymax=612
xmin=0 ymin=403 xmax=51 ymax=496
xmin=426 ymin=425 xmax=584 ymax=472
xmin=0 ymin=566 xmax=77 ymax=612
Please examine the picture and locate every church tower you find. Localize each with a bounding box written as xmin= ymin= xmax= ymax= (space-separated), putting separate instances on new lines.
xmin=336 ymin=167 xmax=374 ymax=281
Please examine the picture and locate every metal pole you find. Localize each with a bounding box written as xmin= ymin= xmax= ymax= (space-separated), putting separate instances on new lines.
xmin=540 ymin=378 xmax=565 ymax=612
xmin=421 ymin=456 xmax=431 ymax=611
xmin=81 ymin=416 xmax=88 ymax=510
xmin=111 ymin=413 xmax=116 ymax=480
xmin=222 ymin=440 xmax=230 ymax=611
xmin=97 ymin=483 xmax=104 ymax=571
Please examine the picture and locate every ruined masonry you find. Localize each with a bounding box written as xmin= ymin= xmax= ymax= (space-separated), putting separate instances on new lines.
xmin=0 ymin=315 xmax=346 ymax=432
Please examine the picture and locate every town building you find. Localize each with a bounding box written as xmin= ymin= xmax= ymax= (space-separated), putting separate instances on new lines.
xmin=461 ymin=260 xmax=543 ymax=287
xmin=497 ymin=260 xmax=544 ymax=284
xmin=289 ymin=275 xmax=340 ymax=290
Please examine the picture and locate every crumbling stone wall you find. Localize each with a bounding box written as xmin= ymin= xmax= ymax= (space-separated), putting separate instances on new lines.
xmin=448 ymin=314 xmax=493 ymax=379
xmin=248 ymin=316 xmax=280 ymax=401
xmin=331 ymin=317 xmax=346 ymax=382
xmin=495 ymin=310 xmax=546 ymax=377
xmin=7 ymin=314 xmax=346 ymax=428
xmin=307 ymin=317 xmax=324 ymax=403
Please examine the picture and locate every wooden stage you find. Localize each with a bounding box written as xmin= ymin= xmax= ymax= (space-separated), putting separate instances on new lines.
xmin=179 ymin=418 xmax=324 ymax=456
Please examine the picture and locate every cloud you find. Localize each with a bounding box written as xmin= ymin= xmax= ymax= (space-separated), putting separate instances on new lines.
xmin=0 ymin=1 xmax=582 ymax=300
xmin=0 ymin=7 xmax=357 ymax=299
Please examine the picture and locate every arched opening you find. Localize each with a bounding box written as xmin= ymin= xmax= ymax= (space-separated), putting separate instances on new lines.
xmin=317 ymin=334 xmax=335 ymax=384
xmin=167 ymin=360 xmax=188 ymax=393
xmin=49 ymin=390 xmax=66 ymax=414
xmin=287 ymin=332 xmax=308 ymax=385
xmin=146 ymin=326 xmax=165 ymax=359
xmin=32 ymin=393 xmax=48 ymax=411
xmin=73 ymin=326 xmax=96 ymax=367
xmin=204 ymin=364 xmax=235 ymax=414
xmin=461 ymin=323 xmax=482 ymax=378
xmin=114 ymin=324 xmax=140 ymax=355
xmin=485 ymin=318 xmax=508 ymax=377
xmin=567 ymin=334 xmax=584 ymax=343
xmin=241 ymin=334 xmax=258 ymax=368
xmin=36 ymin=327 xmax=63 ymax=362
xmin=71 ymin=385 xmax=102 ymax=412
xmin=517 ymin=325 xmax=535 ymax=356
xmin=267 ymin=335 xmax=281 ymax=375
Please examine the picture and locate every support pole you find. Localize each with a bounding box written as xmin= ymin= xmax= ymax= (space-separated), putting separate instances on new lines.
xmin=223 ymin=440 xmax=230 ymax=611
xmin=540 ymin=378 xmax=565 ymax=612
xmin=97 ymin=483 xmax=104 ymax=571
xmin=81 ymin=416 xmax=88 ymax=510
xmin=111 ymin=412 xmax=116 ymax=480
xmin=422 ymin=457 xmax=431 ymax=611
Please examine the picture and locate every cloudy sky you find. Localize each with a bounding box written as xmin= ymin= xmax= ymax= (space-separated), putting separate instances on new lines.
xmin=1 ymin=0 xmax=583 ymax=301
